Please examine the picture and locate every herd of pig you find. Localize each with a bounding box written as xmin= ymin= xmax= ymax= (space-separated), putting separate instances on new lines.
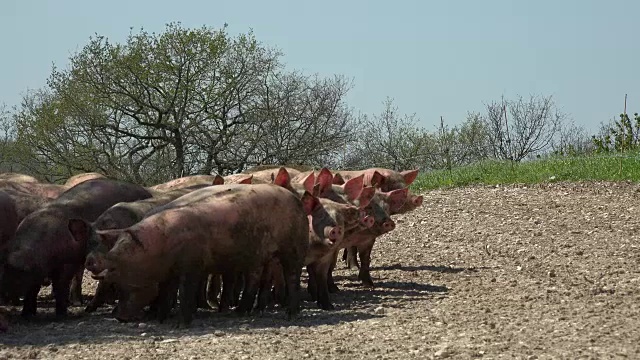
xmin=0 ymin=166 xmax=423 ymax=332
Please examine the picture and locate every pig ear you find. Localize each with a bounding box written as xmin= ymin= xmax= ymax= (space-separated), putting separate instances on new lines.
xmin=357 ymin=186 xmax=376 ymax=208
xmin=126 ymin=230 xmax=145 ymax=249
xmin=302 ymin=173 xmax=315 ymax=193
xmin=300 ymin=191 xmax=321 ymax=215
xmin=332 ymin=173 xmax=345 ymax=185
xmin=68 ymin=218 xmax=91 ymax=243
xmin=401 ymin=169 xmax=419 ymax=185
xmin=370 ymin=171 xmax=385 ymax=188
xmin=342 ymin=175 xmax=364 ymax=202
xmin=273 ymin=167 xmax=291 ymax=188
xmin=238 ymin=175 xmax=253 ymax=185
xmin=386 ymin=188 xmax=409 ymax=213
xmin=212 ymin=175 xmax=225 ymax=185
xmin=316 ymin=168 xmax=333 ymax=194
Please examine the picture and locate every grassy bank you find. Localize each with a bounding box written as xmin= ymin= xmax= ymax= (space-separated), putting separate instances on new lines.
xmin=411 ymin=153 xmax=640 ymax=191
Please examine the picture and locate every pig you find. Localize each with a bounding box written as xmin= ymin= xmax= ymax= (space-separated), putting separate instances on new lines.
xmin=222 ymin=174 xmax=255 ymax=185
xmin=65 ymin=172 xmax=106 ymax=187
xmin=0 ymin=191 xmax=18 ymax=252
xmin=84 ymin=184 xmax=215 ymax=313
xmin=149 ymin=174 xmax=224 ymax=192
xmin=332 ymin=168 xmax=423 ymax=214
xmin=340 ymin=188 xmax=408 ymax=286
xmin=243 ymin=167 xmax=305 ymax=184
xmin=0 ymin=173 xmax=39 ymax=183
xmin=0 ymin=189 xmax=53 ymax=305
xmin=2 ymin=178 xmax=153 ymax=317
xmin=0 ymin=180 xmax=69 ymax=200
xmin=83 ymin=184 xmax=309 ymax=326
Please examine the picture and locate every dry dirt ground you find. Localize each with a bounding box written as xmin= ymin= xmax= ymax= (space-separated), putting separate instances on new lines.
xmin=1 ymin=182 xmax=640 ymax=359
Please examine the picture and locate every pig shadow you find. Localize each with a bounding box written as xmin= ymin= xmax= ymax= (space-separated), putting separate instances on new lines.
xmin=0 ymin=299 xmax=384 ymax=347
xmin=370 ymin=263 xmax=482 ymax=273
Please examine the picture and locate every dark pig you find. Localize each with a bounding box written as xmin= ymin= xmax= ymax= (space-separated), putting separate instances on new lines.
xmin=2 ymin=179 xmax=152 ymax=317
xmin=86 ymin=184 xmax=309 ymax=326
xmin=84 ymin=184 xmax=215 ymax=313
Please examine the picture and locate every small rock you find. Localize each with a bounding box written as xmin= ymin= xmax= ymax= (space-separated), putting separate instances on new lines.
xmin=137 ymin=322 xmax=148 ymax=329
xmin=160 ymin=338 xmax=178 ymax=343
xmin=374 ymin=307 xmax=385 ymax=315
xmin=434 ymin=344 xmax=451 ymax=358
xmin=548 ymin=270 xmax=556 ymax=278
xmin=214 ymin=330 xmax=224 ymax=337
xmin=141 ymin=332 xmax=148 ymax=337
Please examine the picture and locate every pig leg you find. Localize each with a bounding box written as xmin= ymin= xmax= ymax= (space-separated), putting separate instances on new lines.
xmin=357 ymin=239 xmax=377 ymax=288
xmin=235 ymin=268 xmax=263 ymax=315
xmin=151 ymin=275 xmax=180 ymax=323
xmin=219 ymin=272 xmax=236 ymax=312
xmin=327 ymin=250 xmax=340 ymax=293
xmin=306 ymin=264 xmax=318 ymax=301
xmin=255 ymin=262 xmax=276 ymax=313
xmin=271 ymin=262 xmax=287 ymax=307
xmin=344 ymin=246 xmax=360 ymax=269
xmin=280 ymin=257 xmax=303 ymax=319
xmin=196 ymin=272 xmax=212 ymax=310
xmin=177 ymin=272 xmax=200 ymax=327
xmin=309 ymin=260 xmax=334 ymax=310
xmin=232 ymin=272 xmax=243 ymax=307
xmin=206 ymin=274 xmax=221 ymax=309
xmin=51 ymin=267 xmax=76 ymax=317
xmin=85 ymin=280 xmax=111 ymax=312
xmin=68 ymin=267 xmax=84 ymax=306
xmin=21 ymin=280 xmax=42 ymax=318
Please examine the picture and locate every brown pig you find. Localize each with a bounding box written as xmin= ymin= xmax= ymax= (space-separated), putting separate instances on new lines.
xmin=84 ymin=184 xmax=215 ymax=313
xmin=84 ymin=184 xmax=309 ymax=326
xmin=65 ymin=172 xmax=106 ymax=187
xmin=0 ymin=173 xmax=39 ymax=183
xmin=2 ymin=179 xmax=153 ymax=317
xmin=149 ymin=174 xmax=224 ymax=192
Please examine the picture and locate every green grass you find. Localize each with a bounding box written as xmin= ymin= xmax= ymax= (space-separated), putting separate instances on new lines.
xmin=411 ymin=152 xmax=640 ymax=191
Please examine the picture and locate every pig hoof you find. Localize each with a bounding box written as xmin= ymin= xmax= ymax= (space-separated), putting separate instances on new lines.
xmin=85 ymin=303 xmax=98 ymax=313
xmin=318 ymin=302 xmax=335 ymax=311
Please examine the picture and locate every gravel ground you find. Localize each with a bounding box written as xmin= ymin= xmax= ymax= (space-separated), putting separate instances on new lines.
xmin=1 ymin=181 xmax=640 ymax=359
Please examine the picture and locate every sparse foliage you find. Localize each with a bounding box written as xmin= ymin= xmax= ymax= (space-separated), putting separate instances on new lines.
xmin=484 ymin=95 xmax=565 ymax=162
xmin=11 ymin=23 xmax=359 ymax=183
xmin=592 ymin=112 xmax=640 ymax=153
xmin=346 ymin=98 xmax=427 ymax=170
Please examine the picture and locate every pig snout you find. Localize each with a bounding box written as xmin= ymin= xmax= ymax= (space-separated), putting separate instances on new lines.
xmin=382 ymin=220 xmax=396 ymax=232
xmin=324 ymin=226 xmax=343 ymax=242
xmin=413 ymin=195 xmax=424 ymax=207
xmin=361 ymin=215 xmax=375 ymax=228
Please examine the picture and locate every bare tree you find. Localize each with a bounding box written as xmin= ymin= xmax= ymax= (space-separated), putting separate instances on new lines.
xmin=552 ymin=119 xmax=594 ymax=156
xmin=347 ymin=98 xmax=427 ymax=170
xmin=484 ymin=95 xmax=565 ymax=161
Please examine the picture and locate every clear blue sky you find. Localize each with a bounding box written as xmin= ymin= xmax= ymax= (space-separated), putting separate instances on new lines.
xmin=1 ymin=0 xmax=638 ymax=133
